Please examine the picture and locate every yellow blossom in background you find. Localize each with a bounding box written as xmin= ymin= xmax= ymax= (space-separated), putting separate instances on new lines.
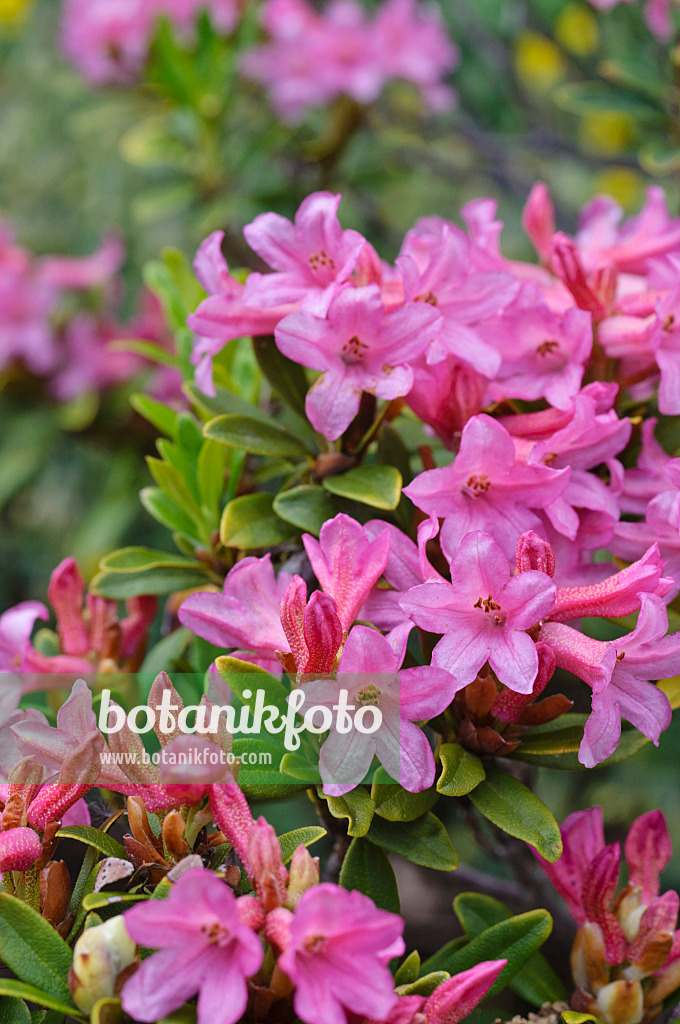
xmin=515 ymin=31 xmax=567 ymax=93
xmin=594 ymin=167 xmax=644 ymax=209
xmin=0 ymin=0 xmax=32 ymax=27
xmin=578 ymin=110 xmax=636 ymax=154
xmin=555 ymin=3 xmax=600 ymax=56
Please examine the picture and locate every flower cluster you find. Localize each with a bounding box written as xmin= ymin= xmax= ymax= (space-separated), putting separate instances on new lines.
xmin=115 ymin=827 xmax=505 ymax=1024
xmin=241 ymin=0 xmax=458 ymax=122
xmin=536 ymin=808 xmax=680 ymax=1024
xmin=183 ymin=185 xmax=680 ymax=768
xmin=60 ymin=0 xmax=242 ymax=84
xmin=0 ymin=223 xmax=179 ymax=399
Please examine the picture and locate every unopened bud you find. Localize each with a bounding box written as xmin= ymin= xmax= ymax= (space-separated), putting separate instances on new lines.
xmin=595 ymin=979 xmax=644 ymax=1024
xmin=3 ymin=757 xmax=44 ymax=829
xmin=248 ymin=817 xmax=287 ymax=912
xmin=69 ymin=916 xmax=139 ymax=1013
xmin=285 ymin=844 xmax=320 ymax=909
xmin=48 ymin=557 xmax=89 ymax=656
xmin=516 ymin=531 xmax=555 ymax=577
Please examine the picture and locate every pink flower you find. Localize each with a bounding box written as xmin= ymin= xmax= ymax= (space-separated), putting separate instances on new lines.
xmin=302 ymin=513 xmax=390 ymax=631
xmin=372 ymin=0 xmax=459 ymax=112
xmin=405 ymin=354 xmax=486 ymax=448
xmin=121 ymin=868 xmax=263 ymax=1024
xmin=0 ymin=226 xmax=59 ymax=376
xmin=60 ymin=0 xmax=153 ymax=84
xmin=484 ymin=284 xmax=593 ymax=410
xmin=178 ymin=554 xmax=293 ymax=673
xmin=301 ymin=624 xmax=458 ymax=795
xmin=541 ymin=593 xmax=676 ymax=767
xmin=187 ymin=231 xmax=293 ymax=396
xmin=397 ymin=217 xmax=516 ymax=375
xmin=0 ymin=601 xmax=48 ymax=673
xmin=404 ymin=414 xmax=570 ymax=559
xmin=243 ymin=192 xmax=367 ymax=316
xmin=400 ymin=531 xmax=556 ymax=693
xmin=277 ymin=883 xmax=405 ymax=1024
xmin=276 ymin=283 xmax=440 ymax=440
xmin=423 ymin=960 xmax=507 ymax=1024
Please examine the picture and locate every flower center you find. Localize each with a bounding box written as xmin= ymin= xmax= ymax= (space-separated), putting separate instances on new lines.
xmin=415 ymin=291 xmax=438 ymax=306
xmin=474 ymin=595 xmax=505 ymax=624
xmin=201 ymin=922 xmax=228 ymax=945
xmin=309 ymin=249 xmax=335 ymax=272
xmin=664 ymin=314 xmax=675 ymax=332
xmin=536 ymin=339 xmax=560 ymax=357
xmin=357 ymin=684 xmax=381 ymax=706
xmin=341 ymin=335 xmax=369 ymax=364
xmin=304 ymin=934 xmax=327 ymax=954
xmin=464 ymin=474 xmax=490 ymax=497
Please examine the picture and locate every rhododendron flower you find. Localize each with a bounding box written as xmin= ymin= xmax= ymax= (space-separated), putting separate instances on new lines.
xmin=302 ymin=513 xmax=390 ymax=631
xmin=404 ymin=414 xmax=570 ymax=559
xmin=276 ymin=283 xmax=440 ymax=439
xmin=187 ymin=230 xmax=293 ymax=396
xmin=121 ymin=868 xmax=263 ymax=1024
xmin=400 ymin=531 xmax=556 ymax=693
xmin=301 ymin=624 xmax=458 ymax=795
xmin=280 ymin=577 xmax=344 ymax=676
xmin=277 ymin=883 xmax=405 ymax=1024
xmin=397 ymin=216 xmax=517 ymax=375
xmin=542 ymin=594 xmax=677 ymax=767
xmin=485 ymin=284 xmax=593 ymax=409
xmin=178 ymin=554 xmax=293 ymax=673
xmin=535 ymin=807 xmax=680 ymax=1022
xmin=241 ymin=0 xmax=457 ymax=122
xmin=0 ymin=601 xmax=48 ymax=674
xmin=243 ymin=192 xmax=367 ymax=316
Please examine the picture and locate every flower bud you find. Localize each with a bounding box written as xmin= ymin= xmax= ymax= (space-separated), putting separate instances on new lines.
xmin=284 ymin=844 xmax=320 ymax=909
xmin=0 ymin=826 xmax=42 ymax=872
xmin=516 ymin=531 xmax=555 ymax=577
xmin=248 ymin=817 xmax=287 ymax=912
xmin=69 ymin=916 xmax=139 ymax=1013
xmin=48 ymin=557 xmax=89 ymax=656
xmin=595 ymin=979 xmax=644 ymax=1024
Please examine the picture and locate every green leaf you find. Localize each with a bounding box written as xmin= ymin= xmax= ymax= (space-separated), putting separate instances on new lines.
xmin=147 ymin=456 xmax=202 ymax=523
xmin=273 ymin=486 xmax=337 ymax=535
xmin=130 ymin=393 xmax=178 ymax=437
xmin=0 ymin=983 xmax=81 ymax=1022
xmin=220 ymin=493 xmax=299 ymax=549
xmin=371 ymin=770 xmax=438 ymax=821
xmin=339 ymin=838 xmax=400 ymax=913
xmin=0 ymin=894 xmax=73 ymax=1001
xmin=215 ymin=655 xmax=290 ymax=710
xmin=82 ymin=893 xmax=148 ymax=912
xmin=510 ymin=716 xmax=651 ymax=770
xmin=562 ymin=1014 xmax=602 ymax=1024
xmin=252 ymin=335 xmax=308 ymax=417
xmin=394 ymin=951 xmax=421 ymax=986
xmin=436 ymin=743 xmax=486 ymax=797
xmin=469 ymin=767 xmax=562 ymax=861
xmin=98 ymin=546 xmax=205 ymax=572
xmin=323 ymin=465 xmax=402 ymax=510
xmin=454 ymin=893 xmax=566 ymax=1005
xmin=421 ymin=910 xmax=553 ymax=997
xmin=56 ymin=825 xmax=126 ymax=860
xmin=204 ymin=414 xmax=309 ymax=459
xmin=278 ymin=827 xmax=327 ymax=864
xmin=367 ymin=813 xmax=458 ymax=870
xmin=184 ymin=382 xmax=270 ymax=423
xmin=197 ymin=440 xmax=228 ymax=524
xmin=552 ymin=82 xmax=662 ymax=122
xmin=397 ymin=972 xmax=449 ymax=997
xmin=0 ymin=996 xmax=31 ymax=1024
xmin=140 ymin=488 xmax=201 ymax=541
xmin=325 ymin=788 xmax=375 ymax=837
xmin=280 ymin=752 xmax=322 ymax=784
